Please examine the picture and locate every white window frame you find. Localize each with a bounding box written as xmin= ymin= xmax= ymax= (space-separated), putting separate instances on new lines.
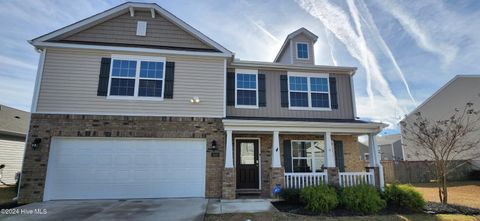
xmin=291 ymin=140 xmax=324 ymax=173
xmin=107 ymin=54 xmax=166 ymax=101
xmin=296 ymin=42 xmax=309 ymax=60
xmin=235 ymin=69 xmax=259 ymax=109
xmin=287 ymin=72 xmax=331 ymax=111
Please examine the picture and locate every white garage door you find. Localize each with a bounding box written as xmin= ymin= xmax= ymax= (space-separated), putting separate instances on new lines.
xmin=44 ymin=137 xmax=206 ymax=201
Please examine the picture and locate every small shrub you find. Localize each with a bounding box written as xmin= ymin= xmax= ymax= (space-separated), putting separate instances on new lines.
xmin=340 ymin=184 xmax=386 ymax=214
xmin=299 ymin=185 xmax=339 ymax=213
xmin=384 ymin=183 xmax=425 ymax=212
xmin=280 ymin=188 xmax=301 ymax=204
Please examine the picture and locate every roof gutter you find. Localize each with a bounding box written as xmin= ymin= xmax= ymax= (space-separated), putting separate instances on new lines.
xmin=230 ymin=60 xmax=357 ymax=74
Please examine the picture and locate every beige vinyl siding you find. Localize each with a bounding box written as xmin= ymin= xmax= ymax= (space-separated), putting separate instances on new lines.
xmin=402 ymin=76 xmax=480 ymax=161
xmin=0 ymin=135 xmax=24 ymax=185
xmin=227 ymin=69 xmax=354 ymax=119
xmin=277 ymin=43 xmax=292 ymax=64
xmin=36 ymin=48 xmax=225 ymax=117
xmin=56 ymin=10 xmax=213 ymax=50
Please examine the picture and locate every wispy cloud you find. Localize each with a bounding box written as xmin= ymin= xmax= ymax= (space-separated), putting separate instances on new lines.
xmin=296 ymin=0 xmax=406 ymax=126
xmin=0 ymin=55 xmax=37 ymax=71
xmin=355 ymin=0 xmax=417 ymax=105
xmin=376 ymin=0 xmax=458 ymax=65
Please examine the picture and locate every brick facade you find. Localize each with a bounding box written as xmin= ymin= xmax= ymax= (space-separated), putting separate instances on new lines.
xmin=19 ymin=114 xmax=366 ymax=203
xmin=18 ymin=114 xmax=225 ymax=203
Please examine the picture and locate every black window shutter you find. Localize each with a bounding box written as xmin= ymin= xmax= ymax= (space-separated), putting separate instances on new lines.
xmin=226 ymin=72 xmax=235 ymax=106
xmin=284 ymin=140 xmax=292 ymax=173
xmin=329 ymin=77 xmax=338 ymax=109
xmin=258 ymin=74 xmax=266 ymax=107
xmin=334 ymin=141 xmax=345 ymax=172
xmin=97 ymin=57 xmax=111 ymax=96
xmin=164 ymin=62 xmax=175 ymax=99
xmin=280 ymin=75 xmax=289 ymax=107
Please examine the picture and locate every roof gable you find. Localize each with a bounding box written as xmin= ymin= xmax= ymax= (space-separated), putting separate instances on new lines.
xmin=0 ymin=105 xmax=29 ymax=136
xmin=274 ymin=27 xmax=318 ymax=62
xmin=31 ymin=2 xmax=232 ymax=55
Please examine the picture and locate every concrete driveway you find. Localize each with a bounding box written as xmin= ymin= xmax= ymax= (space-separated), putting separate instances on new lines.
xmin=0 ymin=198 xmax=207 ymax=221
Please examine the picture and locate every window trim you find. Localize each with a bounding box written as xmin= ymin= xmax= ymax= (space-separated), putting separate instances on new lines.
xmin=291 ymin=140 xmax=325 ymax=173
xmin=287 ymin=72 xmax=331 ymax=111
xmin=296 ymin=42 xmax=309 ymax=60
xmin=234 ymin=69 xmax=259 ymax=109
xmin=107 ymin=54 xmax=166 ymax=101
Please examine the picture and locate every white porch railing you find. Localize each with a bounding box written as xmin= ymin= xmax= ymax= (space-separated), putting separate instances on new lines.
xmin=284 ymin=172 xmax=328 ymax=189
xmin=339 ymin=171 xmax=375 ymax=187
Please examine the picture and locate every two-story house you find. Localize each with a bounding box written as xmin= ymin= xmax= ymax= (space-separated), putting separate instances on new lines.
xmin=19 ymin=2 xmax=386 ymax=203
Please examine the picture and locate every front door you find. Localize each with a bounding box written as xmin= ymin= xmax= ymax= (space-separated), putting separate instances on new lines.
xmin=236 ymin=139 xmax=259 ymax=189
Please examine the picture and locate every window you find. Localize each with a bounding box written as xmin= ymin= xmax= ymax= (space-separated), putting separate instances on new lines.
xmin=364 ymin=153 xmax=369 ymax=161
xmin=235 ymin=70 xmax=258 ymax=107
xmin=109 ymin=55 xmax=165 ymax=99
xmin=296 ymin=43 xmax=309 ymax=59
xmin=292 ymin=140 xmax=325 ymax=173
xmin=288 ymin=74 xmax=330 ymax=109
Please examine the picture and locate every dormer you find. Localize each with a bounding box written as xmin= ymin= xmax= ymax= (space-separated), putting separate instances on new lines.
xmin=274 ymin=28 xmax=318 ymax=65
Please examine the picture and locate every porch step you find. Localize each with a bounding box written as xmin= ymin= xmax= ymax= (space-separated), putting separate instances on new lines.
xmin=236 ymin=189 xmax=262 ymax=199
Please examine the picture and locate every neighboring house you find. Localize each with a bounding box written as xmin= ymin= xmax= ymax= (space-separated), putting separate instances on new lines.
xmin=359 ymin=142 xmax=369 ymax=161
xmin=360 ymin=134 xmax=403 ymax=161
xmin=0 ymin=105 xmax=29 ymax=185
xmin=401 ymin=75 xmax=480 ymax=162
xmin=19 ymin=2 xmax=386 ymax=203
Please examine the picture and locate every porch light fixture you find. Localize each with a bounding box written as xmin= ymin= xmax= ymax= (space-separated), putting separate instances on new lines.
xmin=190 ymin=96 xmax=201 ymax=104
xmin=210 ymin=140 xmax=217 ymax=150
xmin=32 ymin=138 xmax=42 ymax=150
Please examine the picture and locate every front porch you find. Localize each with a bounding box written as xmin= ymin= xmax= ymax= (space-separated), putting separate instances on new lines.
xmin=221 ymin=119 xmax=386 ymax=199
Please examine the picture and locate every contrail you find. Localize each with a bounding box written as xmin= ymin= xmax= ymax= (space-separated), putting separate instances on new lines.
xmin=325 ymin=30 xmax=338 ymax=66
xmin=375 ymin=0 xmax=458 ymax=64
xmin=355 ymin=0 xmax=417 ymax=105
xmin=248 ymin=17 xmax=280 ymax=43
xmin=296 ymin=0 xmax=406 ymax=115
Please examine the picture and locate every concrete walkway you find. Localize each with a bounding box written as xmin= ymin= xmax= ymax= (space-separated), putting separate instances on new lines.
xmin=206 ymin=199 xmax=278 ymax=214
xmin=0 ymin=198 xmax=207 ymax=221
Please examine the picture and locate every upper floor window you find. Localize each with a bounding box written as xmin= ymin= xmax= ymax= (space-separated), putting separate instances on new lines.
xmin=235 ymin=70 xmax=258 ymax=108
xmin=288 ymin=73 xmax=330 ymax=110
xmin=109 ymin=55 xmax=165 ymax=100
xmin=296 ymin=43 xmax=309 ymax=59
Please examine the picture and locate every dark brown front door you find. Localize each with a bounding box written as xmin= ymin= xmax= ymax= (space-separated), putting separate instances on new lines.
xmin=236 ymin=139 xmax=259 ymax=189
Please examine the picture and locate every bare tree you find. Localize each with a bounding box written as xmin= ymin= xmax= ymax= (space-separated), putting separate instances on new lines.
xmin=401 ymin=102 xmax=480 ymax=204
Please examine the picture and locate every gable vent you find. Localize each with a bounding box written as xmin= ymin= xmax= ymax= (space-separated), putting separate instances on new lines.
xmin=136 ymin=21 xmax=147 ymax=36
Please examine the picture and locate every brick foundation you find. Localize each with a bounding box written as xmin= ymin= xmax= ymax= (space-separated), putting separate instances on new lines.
xmin=222 ymin=168 xmax=236 ymax=199
xmin=269 ymin=167 xmax=285 ymax=198
xmin=18 ymin=114 xmax=225 ymax=204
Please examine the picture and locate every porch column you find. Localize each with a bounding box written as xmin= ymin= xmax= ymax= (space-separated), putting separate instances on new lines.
xmin=225 ymin=130 xmax=233 ymax=168
xmin=368 ymin=133 xmax=385 ymax=191
xmin=272 ymin=131 xmax=281 ymax=168
xmin=325 ymin=132 xmax=335 ymax=167
xmin=270 ymin=130 xmax=284 ymax=197
xmin=325 ymin=132 xmax=339 ymax=186
xmin=222 ymin=130 xmax=235 ymax=199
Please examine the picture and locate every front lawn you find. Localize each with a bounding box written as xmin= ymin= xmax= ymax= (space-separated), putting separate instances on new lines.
xmin=412 ymin=181 xmax=480 ymax=209
xmin=205 ymin=212 xmax=480 ymax=221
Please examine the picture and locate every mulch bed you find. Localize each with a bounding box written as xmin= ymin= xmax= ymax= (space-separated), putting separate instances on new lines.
xmin=272 ymin=200 xmax=480 ymax=216
xmin=0 ymin=201 xmax=21 ymax=209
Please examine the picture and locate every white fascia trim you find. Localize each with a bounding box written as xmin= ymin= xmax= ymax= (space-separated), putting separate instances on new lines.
xmin=230 ymin=60 xmax=356 ymax=74
xmin=34 ymin=111 xmax=224 ymax=118
xmin=223 ymin=59 xmax=227 ymax=117
xmin=402 ymin=74 xmax=480 ymax=120
xmin=350 ymin=74 xmax=357 ymax=118
xmin=222 ymin=119 xmax=386 ymax=133
xmin=31 ymin=49 xmax=46 ymax=113
xmin=33 ymin=42 xmax=231 ymax=58
xmin=31 ymin=2 xmax=233 ymax=56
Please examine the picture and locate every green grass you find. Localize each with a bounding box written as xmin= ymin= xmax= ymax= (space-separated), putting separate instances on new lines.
xmin=204 ymin=212 xmax=480 ymax=221
xmin=0 ymin=186 xmax=16 ymax=204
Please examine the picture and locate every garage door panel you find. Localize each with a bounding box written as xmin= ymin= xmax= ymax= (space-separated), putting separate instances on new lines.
xmin=44 ymin=138 xmax=206 ymax=200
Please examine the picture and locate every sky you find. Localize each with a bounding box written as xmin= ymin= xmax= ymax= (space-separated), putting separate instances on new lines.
xmin=0 ymin=0 xmax=479 ymax=134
